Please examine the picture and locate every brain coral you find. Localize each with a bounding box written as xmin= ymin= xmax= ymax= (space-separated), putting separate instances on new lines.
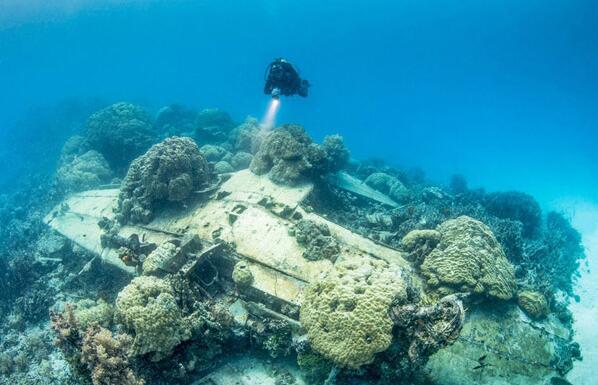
xmin=115 ymin=276 xmax=191 ymax=356
xmin=420 ymin=216 xmax=516 ymax=300
xmin=115 ymin=136 xmax=212 ymax=224
xmin=517 ymin=290 xmax=549 ymax=319
xmin=300 ymin=258 xmax=410 ymax=368
xmin=86 ymin=102 xmax=156 ymax=171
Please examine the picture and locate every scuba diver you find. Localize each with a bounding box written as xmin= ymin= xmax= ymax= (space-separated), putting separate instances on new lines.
xmin=264 ymin=58 xmax=310 ymax=99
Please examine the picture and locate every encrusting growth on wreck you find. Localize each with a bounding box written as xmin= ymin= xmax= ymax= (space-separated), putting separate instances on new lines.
xmin=1 ymin=102 xmax=584 ymax=385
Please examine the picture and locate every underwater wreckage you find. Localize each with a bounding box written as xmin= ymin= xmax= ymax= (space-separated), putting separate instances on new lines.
xmin=35 ymin=103 xmax=582 ymax=385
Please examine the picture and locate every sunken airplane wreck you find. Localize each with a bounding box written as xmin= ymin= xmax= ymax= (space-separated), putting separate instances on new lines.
xmin=45 ymin=132 xmax=579 ymax=385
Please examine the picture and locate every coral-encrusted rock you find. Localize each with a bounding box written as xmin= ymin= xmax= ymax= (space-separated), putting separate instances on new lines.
xmin=115 ymin=137 xmax=212 ymax=224
xmin=229 ymin=117 xmax=262 ymax=153
xmin=420 ymin=216 xmax=516 ymax=300
xmin=250 ymin=125 xmax=348 ymax=185
xmin=293 ymin=219 xmax=340 ymax=262
xmin=115 ymin=276 xmax=191 ymax=356
xmin=517 ymin=290 xmax=549 ymax=319
xmin=86 ymin=102 xmax=156 ymax=170
xmin=300 ymin=259 xmax=410 ymax=368
xmin=232 ymin=261 xmax=254 ymax=287
xmin=55 ymin=150 xmax=113 ymax=193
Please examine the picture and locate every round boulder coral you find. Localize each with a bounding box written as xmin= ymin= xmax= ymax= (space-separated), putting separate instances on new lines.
xmin=55 ymin=150 xmax=113 ymax=193
xmin=364 ymin=172 xmax=409 ymax=203
xmin=300 ymin=259 xmax=410 ymax=368
xmin=155 ymin=104 xmax=197 ymax=136
xmin=115 ymin=137 xmax=212 ymax=224
xmin=230 ymin=152 xmax=253 ymax=170
xmin=420 ymin=216 xmax=516 ymax=300
xmin=85 ymin=102 xmax=156 ymax=171
xmin=115 ymin=276 xmax=191 ymax=356
xmin=194 ymin=108 xmax=236 ymax=143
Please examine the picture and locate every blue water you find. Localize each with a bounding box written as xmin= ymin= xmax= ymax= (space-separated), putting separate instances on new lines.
xmin=1 ymin=2 xmax=597 ymax=383
xmin=1 ymin=0 xmax=597 ymax=207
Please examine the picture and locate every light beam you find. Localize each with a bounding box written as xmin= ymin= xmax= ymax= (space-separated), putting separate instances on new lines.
xmin=261 ymin=98 xmax=280 ymax=131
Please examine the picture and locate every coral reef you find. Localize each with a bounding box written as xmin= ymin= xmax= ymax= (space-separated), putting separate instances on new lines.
xmin=300 ymin=259 xmax=411 ymax=368
xmin=194 ymin=108 xmax=236 ymax=143
xmin=517 ymin=290 xmax=549 ymax=319
xmin=73 ymin=299 xmax=114 ymax=329
xmin=522 ymin=211 xmax=584 ymax=296
xmin=230 ymin=151 xmax=253 ymax=170
xmin=292 ymin=219 xmax=340 ymax=262
xmin=250 ymin=125 xmax=347 ymax=185
xmin=483 ymin=191 xmax=542 ymax=237
xmin=228 ymin=117 xmax=262 ymax=153
xmin=420 ymin=216 xmax=516 ymax=300
xmin=51 ymin=305 xmax=144 ymax=385
xmin=85 ymin=103 xmax=156 ymax=171
xmin=81 ymin=325 xmax=145 ymax=385
xmin=155 ymin=104 xmax=197 ymax=137
xmin=200 ymin=144 xmax=229 ymax=162
xmin=214 ymin=160 xmax=234 ymax=174
xmin=322 ymin=134 xmax=350 ymax=172
xmin=55 ymin=150 xmax=113 ymax=193
xmin=364 ymin=172 xmax=410 ymax=203
xmin=115 ymin=137 xmax=212 ymax=224
xmin=115 ymin=276 xmax=192 ymax=356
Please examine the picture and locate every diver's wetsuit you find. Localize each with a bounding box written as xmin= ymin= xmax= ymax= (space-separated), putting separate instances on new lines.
xmin=264 ymin=58 xmax=309 ymax=98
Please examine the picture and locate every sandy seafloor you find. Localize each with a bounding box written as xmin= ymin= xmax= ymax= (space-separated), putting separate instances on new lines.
xmin=562 ymin=200 xmax=598 ymax=385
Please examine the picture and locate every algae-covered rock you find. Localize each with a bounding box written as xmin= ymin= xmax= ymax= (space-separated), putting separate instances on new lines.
xmin=300 ymin=258 xmax=410 ymax=368
xmin=401 ymin=229 xmax=441 ymax=266
xmin=115 ymin=137 xmax=212 ymax=224
xmin=86 ymin=102 xmax=156 ymax=170
xmin=364 ymin=172 xmax=409 ymax=203
xmin=55 ymin=150 xmax=113 ymax=193
xmin=420 ymin=216 xmax=516 ymax=300
xmin=518 ymin=290 xmax=549 ymax=319
xmin=232 ymin=261 xmax=254 ymax=287
xmin=115 ymin=276 xmax=191 ymax=356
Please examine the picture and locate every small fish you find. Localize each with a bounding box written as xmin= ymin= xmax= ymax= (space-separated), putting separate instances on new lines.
xmin=473 ymin=355 xmax=489 ymax=370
